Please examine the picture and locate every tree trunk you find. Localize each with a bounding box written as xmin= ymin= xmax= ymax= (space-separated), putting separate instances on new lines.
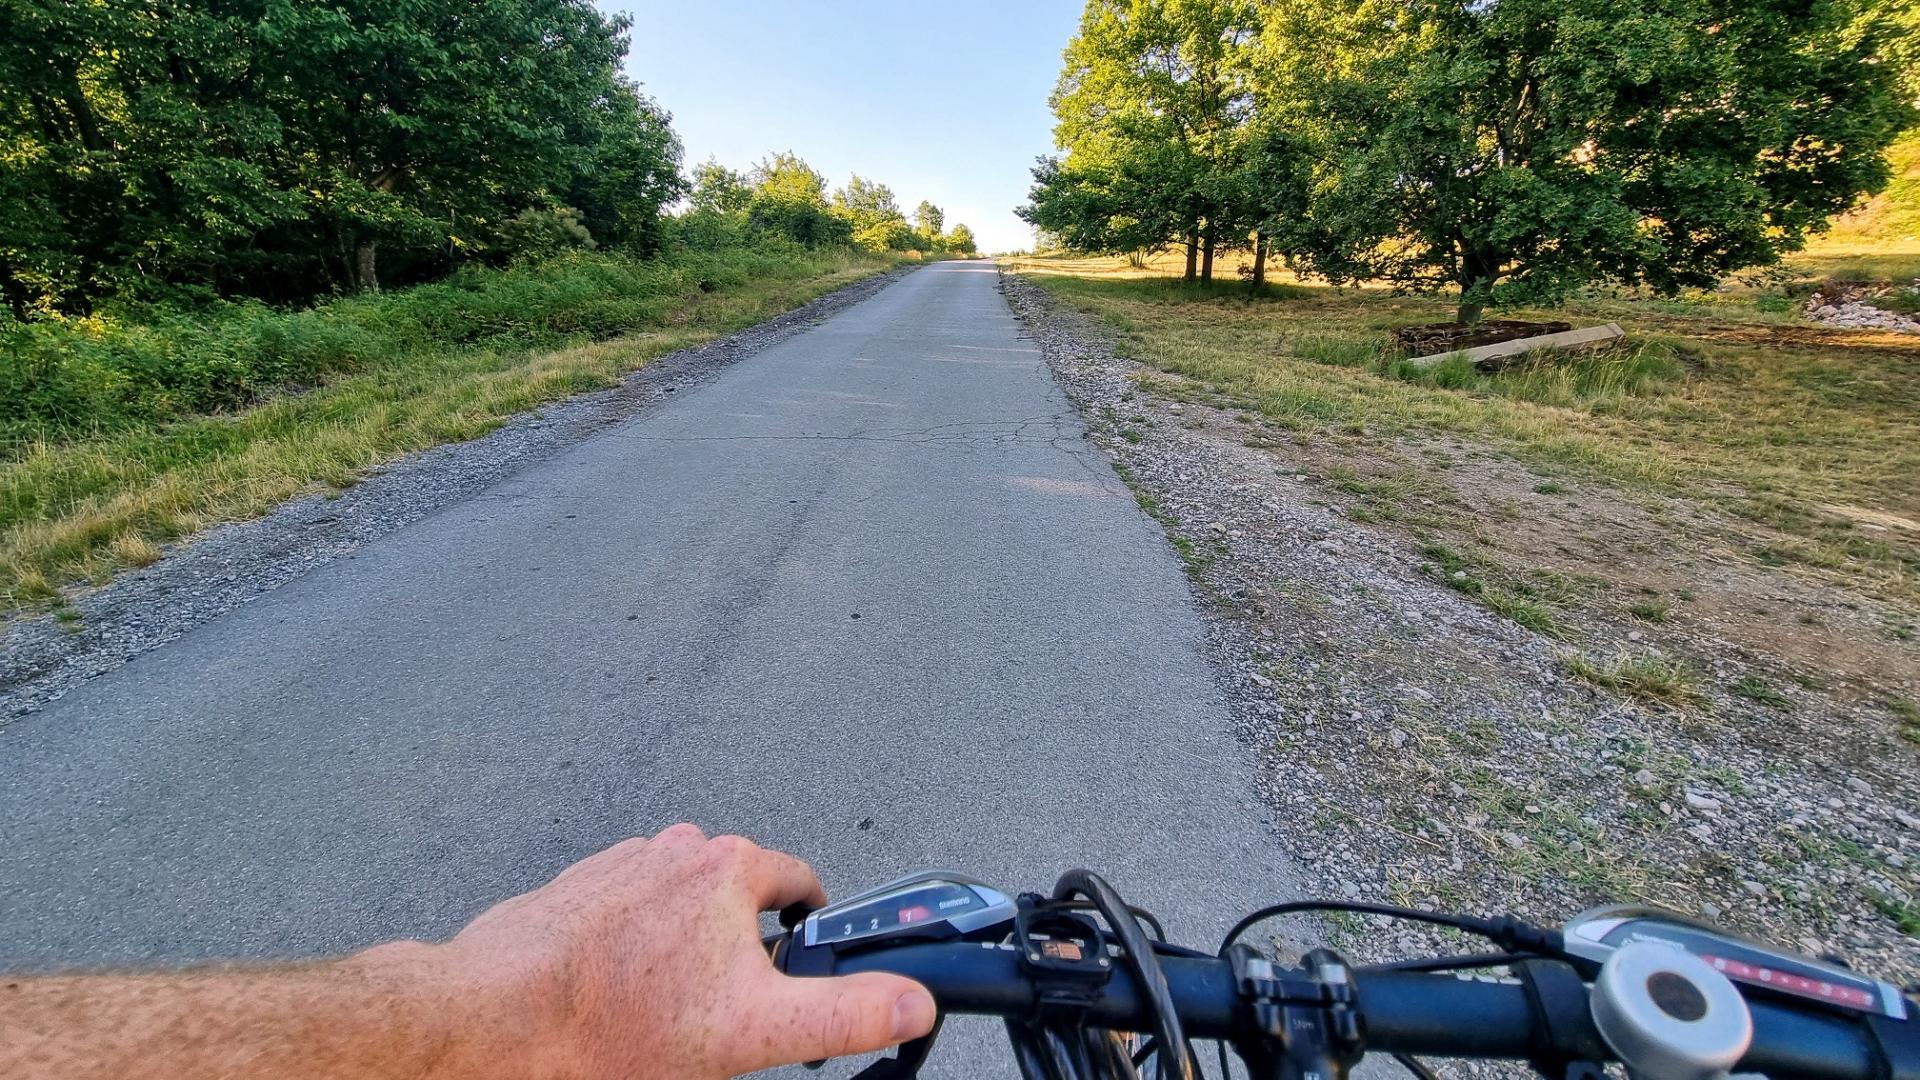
xmin=1457 ymin=250 xmax=1497 ymax=324
xmin=1200 ymin=229 xmax=1215 ymax=283
xmin=1251 ymin=231 xmax=1268 ymax=289
xmin=353 ymin=239 xmax=380 ymax=293
xmin=57 ymin=68 xmax=104 ymax=152
xmin=1183 ymin=228 xmax=1198 ymax=282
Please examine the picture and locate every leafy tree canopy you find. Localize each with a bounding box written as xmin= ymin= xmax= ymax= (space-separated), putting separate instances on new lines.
xmin=0 ymin=0 xmax=683 ymax=314
xmin=742 ymin=153 xmax=851 ymax=248
xmin=1023 ymin=0 xmax=1261 ymax=280
xmin=913 ymin=201 xmax=946 ymax=242
xmin=1026 ymin=0 xmax=1913 ymax=316
xmin=1264 ymin=0 xmax=1912 ymax=321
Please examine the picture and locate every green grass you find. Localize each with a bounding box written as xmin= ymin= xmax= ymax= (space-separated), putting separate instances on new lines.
xmin=1420 ymin=542 xmax=1569 ymax=637
xmin=1732 ymin=676 xmax=1793 ymax=709
xmin=1483 ymin=589 xmax=1563 ymax=636
xmin=1888 ymin=697 xmax=1920 ymax=747
xmin=1874 ymin=893 xmax=1920 ymax=937
xmin=1626 ymin=598 xmax=1672 ymax=623
xmin=1563 ymin=652 xmax=1700 ymax=705
xmin=1 ymin=246 xmax=894 ymax=611
xmin=4 ymin=248 xmax=847 ymax=439
xmin=1010 ymin=256 xmax=1920 ymax=605
xmin=1390 ymin=337 xmax=1691 ymax=409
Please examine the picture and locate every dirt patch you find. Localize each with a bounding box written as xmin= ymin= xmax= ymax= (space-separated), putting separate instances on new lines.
xmin=1637 ymin=317 xmax=1920 ymax=355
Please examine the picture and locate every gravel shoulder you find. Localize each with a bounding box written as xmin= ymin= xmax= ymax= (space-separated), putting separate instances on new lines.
xmin=0 ymin=268 xmax=913 ymax=722
xmin=1001 ymin=269 xmax=1920 ymax=981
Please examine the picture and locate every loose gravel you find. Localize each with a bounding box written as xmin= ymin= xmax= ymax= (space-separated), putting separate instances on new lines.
xmin=1000 ymin=269 xmax=1920 ymax=984
xmin=0 ymin=267 xmax=912 ymax=722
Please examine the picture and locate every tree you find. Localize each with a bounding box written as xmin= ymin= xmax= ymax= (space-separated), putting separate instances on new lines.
xmin=913 ymin=201 xmax=946 ymax=244
xmin=1262 ymin=0 xmax=1911 ymax=322
xmin=1028 ymin=0 xmax=1261 ymax=281
xmin=946 ymin=224 xmax=979 ymax=256
xmin=1020 ymin=150 xmax=1187 ymax=259
xmin=0 ymin=0 xmax=680 ymax=312
xmin=1863 ymin=0 xmax=1919 ymax=104
xmin=256 ymin=0 xmax=644 ymax=293
xmin=1217 ymin=119 xmax=1314 ymax=289
xmin=833 ymin=175 xmax=914 ymax=251
xmin=562 ymin=80 xmax=684 ymax=257
xmin=746 ymin=152 xmax=850 ymax=247
xmin=689 ymin=160 xmax=753 ymax=215
xmin=0 ymin=0 xmax=302 ymax=312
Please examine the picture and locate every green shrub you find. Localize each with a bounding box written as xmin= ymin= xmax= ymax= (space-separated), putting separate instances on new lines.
xmin=1 ymin=248 xmax=848 ymax=447
xmin=497 ymin=207 xmax=597 ymax=261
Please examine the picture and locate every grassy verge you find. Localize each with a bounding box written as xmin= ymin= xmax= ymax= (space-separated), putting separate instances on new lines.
xmin=1007 ymin=256 xmax=1920 ymax=607
xmin=1797 ymin=131 xmax=1920 ymax=278
xmin=2 ymin=247 xmax=894 ymax=612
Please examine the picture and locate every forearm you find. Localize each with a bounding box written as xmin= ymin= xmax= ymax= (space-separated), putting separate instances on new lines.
xmin=0 ymin=941 xmax=559 ymax=1080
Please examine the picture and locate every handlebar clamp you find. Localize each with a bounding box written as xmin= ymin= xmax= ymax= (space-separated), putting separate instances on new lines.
xmin=1229 ymin=944 xmax=1366 ymax=1080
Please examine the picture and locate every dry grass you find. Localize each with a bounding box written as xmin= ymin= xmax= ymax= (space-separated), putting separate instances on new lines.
xmin=1797 ymin=131 xmax=1920 ymax=275
xmin=1563 ymin=652 xmax=1701 ymax=705
xmin=1 ymin=257 xmax=890 ymax=613
xmin=1008 ymin=256 xmax=1920 ymax=605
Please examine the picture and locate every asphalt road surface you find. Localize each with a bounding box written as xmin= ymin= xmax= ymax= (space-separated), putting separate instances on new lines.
xmin=0 ymin=261 xmax=1288 ymax=1073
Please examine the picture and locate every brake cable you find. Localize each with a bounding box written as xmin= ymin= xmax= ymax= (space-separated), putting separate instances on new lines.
xmin=1218 ymin=900 xmax=1565 ymax=958
xmin=1053 ymin=869 xmax=1197 ymax=1080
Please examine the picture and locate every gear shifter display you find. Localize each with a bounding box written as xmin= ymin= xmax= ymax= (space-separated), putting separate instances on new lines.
xmin=803 ymin=873 xmax=1015 ymax=948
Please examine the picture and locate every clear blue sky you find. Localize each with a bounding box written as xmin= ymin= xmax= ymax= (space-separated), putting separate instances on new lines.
xmin=604 ymin=1 xmax=1084 ymax=254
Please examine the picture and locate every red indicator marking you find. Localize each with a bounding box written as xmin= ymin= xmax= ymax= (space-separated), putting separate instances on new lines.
xmin=1702 ymin=955 xmax=1875 ymax=1010
xmin=898 ymin=905 xmax=933 ymax=924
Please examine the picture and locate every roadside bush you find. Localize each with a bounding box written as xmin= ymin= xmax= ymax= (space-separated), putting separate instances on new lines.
xmin=497 ymin=207 xmax=597 ymax=262
xmin=0 ymin=248 xmax=850 ymax=446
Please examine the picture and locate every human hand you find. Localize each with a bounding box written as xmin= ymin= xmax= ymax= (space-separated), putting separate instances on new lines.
xmin=424 ymin=824 xmax=937 ymax=1079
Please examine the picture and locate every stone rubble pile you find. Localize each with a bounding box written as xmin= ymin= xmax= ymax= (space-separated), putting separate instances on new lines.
xmin=1804 ymin=279 xmax=1920 ymax=334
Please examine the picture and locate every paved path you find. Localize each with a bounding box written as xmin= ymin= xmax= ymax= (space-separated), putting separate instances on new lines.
xmin=0 ymin=261 xmax=1287 ymax=1072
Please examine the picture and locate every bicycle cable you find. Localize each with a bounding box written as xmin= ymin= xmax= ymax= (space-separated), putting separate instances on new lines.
xmin=1054 ymin=869 xmax=1197 ymax=1080
xmin=1218 ymin=900 xmax=1564 ymax=958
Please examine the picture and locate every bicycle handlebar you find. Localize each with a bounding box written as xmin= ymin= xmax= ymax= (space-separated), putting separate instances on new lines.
xmin=829 ymin=941 xmax=1906 ymax=1080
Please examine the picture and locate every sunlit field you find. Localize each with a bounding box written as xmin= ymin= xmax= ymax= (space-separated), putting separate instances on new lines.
xmin=1006 ymin=251 xmax=1920 ymax=607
